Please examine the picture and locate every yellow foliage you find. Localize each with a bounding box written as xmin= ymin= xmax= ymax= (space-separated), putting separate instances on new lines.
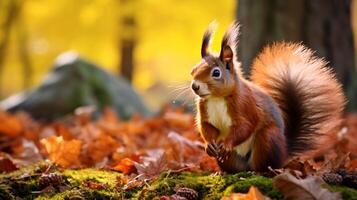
xmin=0 ymin=0 xmax=235 ymax=109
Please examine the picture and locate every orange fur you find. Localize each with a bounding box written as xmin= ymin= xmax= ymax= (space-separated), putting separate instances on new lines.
xmin=251 ymin=42 xmax=346 ymax=154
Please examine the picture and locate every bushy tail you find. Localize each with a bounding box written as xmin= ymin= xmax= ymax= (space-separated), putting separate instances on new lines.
xmin=251 ymin=42 xmax=346 ymax=155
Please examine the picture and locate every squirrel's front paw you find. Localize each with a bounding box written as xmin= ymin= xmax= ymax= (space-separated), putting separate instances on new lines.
xmin=206 ymin=142 xmax=230 ymax=162
xmin=206 ymin=142 xmax=219 ymax=157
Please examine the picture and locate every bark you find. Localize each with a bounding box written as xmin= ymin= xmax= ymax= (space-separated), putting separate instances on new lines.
xmin=237 ymin=0 xmax=355 ymax=88
xmin=118 ymin=0 xmax=136 ymax=83
xmin=119 ymin=19 xmax=136 ymax=83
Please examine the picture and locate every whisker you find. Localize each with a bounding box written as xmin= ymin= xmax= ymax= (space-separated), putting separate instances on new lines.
xmin=170 ymin=85 xmax=190 ymax=91
xmin=167 ymin=81 xmax=197 ymax=108
xmin=180 ymin=91 xmax=196 ymax=106
xmin=168 ymin=87 xmax=190 ymax=97
xmin=172 ymin=87 xmax=191 ymax=101
xmin=167 ymin=81 xmax=191 ymax=88
xmin=168 ymin=83 xmax=191 ymax=96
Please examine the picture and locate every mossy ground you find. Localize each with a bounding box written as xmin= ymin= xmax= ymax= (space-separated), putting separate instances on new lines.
xmin=0 ymin=162 xmax=356 ymax=200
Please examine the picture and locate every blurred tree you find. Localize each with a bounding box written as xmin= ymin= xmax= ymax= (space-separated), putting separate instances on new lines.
xmin=237 ymin=0 xmax=355 ymax=89
xmin=16 ymin=7 xmax=33 ymax=89
xmin=119 ymin=0 xmax=137 ymax=83
xmin=0 ymin=0 xmax=22 ymax=96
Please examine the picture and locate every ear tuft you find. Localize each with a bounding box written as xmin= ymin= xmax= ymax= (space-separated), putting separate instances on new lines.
xmin=220 ymin=21 xmax=240 ymax=61
xmin=201 ymin=21 xmax=217 ymax=58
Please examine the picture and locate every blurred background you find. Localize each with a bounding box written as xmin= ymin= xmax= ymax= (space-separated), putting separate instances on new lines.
xmin=0 ymin=0 xmax=356 ymax=114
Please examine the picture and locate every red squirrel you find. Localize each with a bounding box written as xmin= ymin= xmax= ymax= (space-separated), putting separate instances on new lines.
xmin=191 ymin=22 xmax=346 ymax=172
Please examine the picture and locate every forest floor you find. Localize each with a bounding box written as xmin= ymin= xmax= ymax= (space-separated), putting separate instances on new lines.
xmin=0 ymin=107 xmax=357 ymax=199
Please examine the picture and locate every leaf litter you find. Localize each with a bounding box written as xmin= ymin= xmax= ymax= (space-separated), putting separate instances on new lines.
xmin=0 ymin=107 xmax=356 ymax=199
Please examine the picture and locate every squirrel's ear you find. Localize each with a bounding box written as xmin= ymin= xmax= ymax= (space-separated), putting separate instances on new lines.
xmin=220 ymin=22 xmax=240 ymax=62
xmin=220 ymin=46 xmax=233 ymax=62
xmin=201 ymin=21 xmax=217 ymax=58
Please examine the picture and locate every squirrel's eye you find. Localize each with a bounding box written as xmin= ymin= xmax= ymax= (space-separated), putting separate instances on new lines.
xmin=211 ymin=67 xmax=221 ymax=79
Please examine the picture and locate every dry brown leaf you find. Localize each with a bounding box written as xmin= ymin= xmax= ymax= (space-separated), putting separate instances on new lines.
xmin=134 ymin=149 xmax=167 ymax=180
xmin=12 ymin=139 xmax=42 ymax=165
xmin=273 ymin=172 xmax=341 ymax=200
xmin=40 ymin=136 xmax=82 ymax=167
xmin=164 ymin=112 xmax=194 ymax=129
xmin=318 ymin=153 xmax=351 ymax=174
xmin=0 ymin=154 xmax=18 ymax=172
xmin=0 ymin=110 xmax=23 ymax=137
xmin=86 ymin=133 xmax=119 ymax=163
xmin=82 ymin=180 xmax=108 ymax=190
xmin=284 ymin=158 xmax=317 ymax=177
xmin=112 ymin=158 xmax=136 ymax=174
xmin=1 ymin=106 xmax=357 ymax=184
xmin=221 ymin=186 xmax=269 ymax=200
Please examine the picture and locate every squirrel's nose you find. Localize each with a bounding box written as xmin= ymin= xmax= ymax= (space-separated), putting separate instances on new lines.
xmin=191 ymin=82 xmax=200 ymax=91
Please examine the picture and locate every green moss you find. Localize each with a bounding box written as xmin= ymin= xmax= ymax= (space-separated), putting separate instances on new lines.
xmin=223 ymin=175 xmax=282 ymax=199
xmin=62 ymin=168 xmax=121 ymax=187
xmin=327 ymin=185 xmax=357 ymax=200
xmin=0 ymin=161 xmax=52 ymax=199
xmin=35 ymin=188 xmax=122 ymax=200
xmin=0 ymin=162 xmax=125 ymax=199
xmin=1 ymin=163 xmax=356 ymax=199
xmin=132 ymin=171 xmax=280 ymax=200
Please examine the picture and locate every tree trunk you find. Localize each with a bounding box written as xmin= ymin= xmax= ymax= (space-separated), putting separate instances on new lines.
xmin=16 ymin=12 xmax=32 ymax=89
xmin=119 ymin=17 xmax=136 ymax=83
xmin=237 ymin=0 xmax=355 ymax=88
xmin=118 ymin=0 xmax=136 ymax=83
xmin=0 ymin=1 xmax=21 ymax=97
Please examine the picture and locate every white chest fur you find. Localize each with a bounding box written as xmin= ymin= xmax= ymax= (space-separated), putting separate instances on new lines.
xmin=206 ymin=97 xmax=232 ymax=140
xmin=205 ymin=97 xmax=253 ymax=157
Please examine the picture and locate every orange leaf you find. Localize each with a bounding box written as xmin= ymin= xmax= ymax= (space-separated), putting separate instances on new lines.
xmin=113 ymin=158 xmax=136 ymax=174
xmin=87 ymin=133 xmax=119 ymax=163
xmin=0 ymin=155 xmax=18 ymax=173
xmin=82 ymin=180 xmax=108 ymax=190
xmin=221 ymin=186 xmax=268 ymax=200
xmin=0 ymin=111 xmax=23 ymax=137
xmin=40 ymin=136 xmax=82 ymax=168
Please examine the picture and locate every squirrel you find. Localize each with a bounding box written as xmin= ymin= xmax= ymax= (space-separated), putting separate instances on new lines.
xmin=190 ymin=22 xmax=346 ymax=173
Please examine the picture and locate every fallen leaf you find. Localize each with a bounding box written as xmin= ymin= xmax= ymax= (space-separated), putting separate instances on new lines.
xmin=86 ymin=132 xmax=119 ymax=163
xmin=284 ymin=157 xmax=316 ymax=177
xmin=318 ymin=153 xmax=350 ymax=174
xmin=0 ymin=110 xmax=23 ymax=137
xmin=12 ymin=139 xmax=42 ymax=165
xmin=82 ymin=180 xmax=108 ymax=190
xmin=221 ymin=186 xmax=269 ymax=200
xmin=134 ymin=149 xmax=167 ymax=180
xmin=273 ymin=172 xmax=341 ymax=200
xmin=164 ymin=112 xmax=194 ymax=129
xmin=40 ymin=136 xmax=82 ymax=167
xmin=122 ymin=178 xmax=144 ymax=190
xmin=116 ymin=175 xmax=129 ymax=187
xmin=113 ymin=158 xmax=136 ymax=174
xmin=0 ymin=155 xmax=18 ymax=172
xmin=168 ymin=131 xmax=204 ymax=149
